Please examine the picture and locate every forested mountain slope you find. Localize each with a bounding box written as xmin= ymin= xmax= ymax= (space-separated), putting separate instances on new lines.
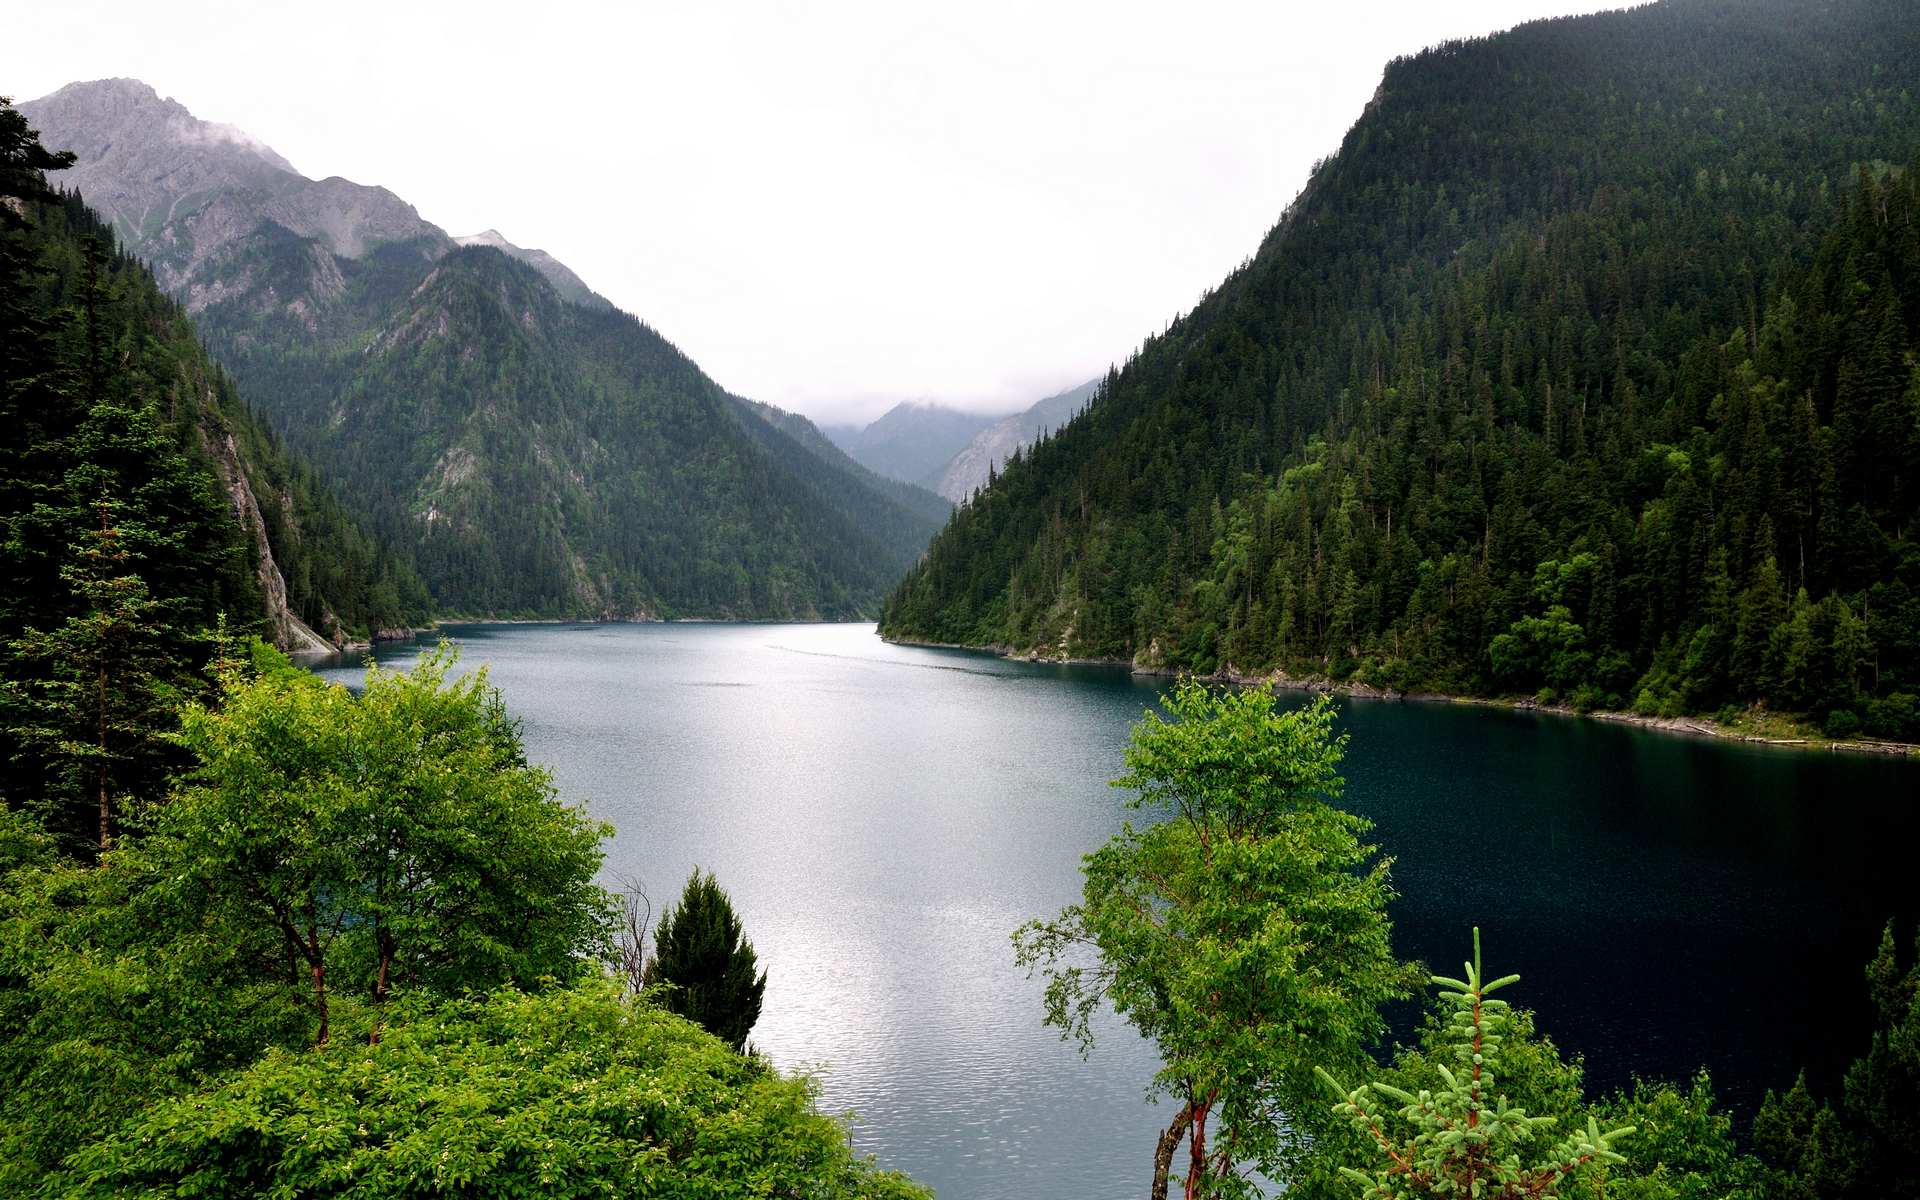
xmin=26 ymin=79 xmax=926 ymax=618
xmin=882 ymin=0 xmax=1920 ymax=738
xmin=2 ymin=189 xmax=427 ymax=650
xmin=195 ymin=242 xmax=907 ymax=618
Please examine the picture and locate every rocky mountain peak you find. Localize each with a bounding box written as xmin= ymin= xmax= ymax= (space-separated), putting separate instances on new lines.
xmin=453 ymin=230 xmax=609 ymax=310
xmin=19 ymin=80 xmax=608 ymax=314
xmin=21 ymin=80 xmax=444 ymax=297
xmin=22 ymin=79 xmax=302 ymax=239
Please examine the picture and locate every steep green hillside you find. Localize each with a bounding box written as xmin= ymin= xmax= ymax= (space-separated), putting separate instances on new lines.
xmin=23 ymin=79 xmax=927 ymax=619
xmin=3 ymin=199 xmax=428 ymax=648
xmin=196 ymin=240 xmax=905 ymax=618
xmin=882 ymin=0 xmax=1920 ymax=737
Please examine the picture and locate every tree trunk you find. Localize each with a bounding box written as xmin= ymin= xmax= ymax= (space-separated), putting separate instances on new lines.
xmin=1185 ymin=1096 xmax=1214 ymax=1200
xmin=1151 ymin=1104 xmax=1193 ymax=1200
xmin=369 ymin=942 xmax=392 ymax=1045
xmin=307 ymin=918 xmax=329 ymax=1047
xmin=97 ymin=656 xmax=110 ymax=851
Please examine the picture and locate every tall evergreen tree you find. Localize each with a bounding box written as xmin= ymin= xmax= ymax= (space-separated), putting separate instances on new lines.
xmin=644 ymin=869 xmax=767 ymax=1053
xmin=1756 ymin=923 xmax=1920 ymax=1200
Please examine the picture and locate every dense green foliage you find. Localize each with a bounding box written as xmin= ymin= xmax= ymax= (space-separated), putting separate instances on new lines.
xmin=1 ymin=101 xmax=428 ymax=853
xmin=193 ymin=236 xmax=925 ymax=618
xmin=643 ymin=869 xmax=768 ymax=1053
xmin=881 ymin=0 xmax=1920 ymax=734
xmin=0 ymin=646 xmax=923 ymax=1198
xmin=1015 ymin=683 xmax=1415 ymax=1198
xmin=168 ymin=644 xmax=615 ymax=1044
xmin=62 ymin=981 xmax=928 ymax=1200
xmin=0 ymin=647 xmax=609 ymax=1181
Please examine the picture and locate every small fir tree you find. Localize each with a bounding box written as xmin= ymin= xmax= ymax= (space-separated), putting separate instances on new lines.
xmin=1317 ymin=930 xmax=1634 ymax=1200
xmin=644 ymin=869 xmax=767 ymax=1052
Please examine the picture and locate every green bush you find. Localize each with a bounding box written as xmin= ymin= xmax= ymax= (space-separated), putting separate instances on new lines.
xmin=63 ymin=981 xmax=927 ymax=1200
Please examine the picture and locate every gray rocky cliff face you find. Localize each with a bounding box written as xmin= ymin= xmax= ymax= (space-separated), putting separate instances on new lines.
xmin=935 ymin=377 xmax=1101 ymax=502
xmin=194 ymin=406 xmax=339 ymax=653
xmin=20 ymin=80 xmax=445 ymax=301
xmin=18 ymin=79 xmax=600 ymax=312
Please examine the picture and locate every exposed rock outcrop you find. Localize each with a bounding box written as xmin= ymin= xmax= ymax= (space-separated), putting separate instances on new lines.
xmin=200 ymin=422 xmax=335 ymax=653
xmin=935 ymin=377 xmax=1101 ymax=502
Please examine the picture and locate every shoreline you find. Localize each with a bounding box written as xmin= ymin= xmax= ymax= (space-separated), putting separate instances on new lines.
xmin=880 ymin=635 xmax=1919 ymax=758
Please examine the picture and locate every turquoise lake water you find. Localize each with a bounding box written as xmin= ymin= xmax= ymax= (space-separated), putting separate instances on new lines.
xmin=311 ymin=621 xmax=1919 ymax=1200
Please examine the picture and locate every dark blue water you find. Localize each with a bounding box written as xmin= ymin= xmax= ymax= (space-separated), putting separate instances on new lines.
xmin=311 ymin=623 xmax=1918 ymax=1199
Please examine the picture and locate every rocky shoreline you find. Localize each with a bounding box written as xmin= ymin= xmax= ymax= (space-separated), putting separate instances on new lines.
xmin=881 ymin=635 xmax=1919 ymax=758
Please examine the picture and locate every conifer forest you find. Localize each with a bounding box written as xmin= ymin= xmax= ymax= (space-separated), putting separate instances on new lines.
xmin=881 ymin=0 xmax=1920 ymax=739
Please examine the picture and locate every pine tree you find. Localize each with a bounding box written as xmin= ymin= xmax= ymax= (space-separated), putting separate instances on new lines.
xmin=1750 ymin=923 xmax=1920 ymax=1200
xmin=1317 ymin=930 xmax=1634 ymax=1200
xmin=643 ymin=869 xmax=767 ymax=1052
xmin=7 ymin=504 xmax=180 ymax=850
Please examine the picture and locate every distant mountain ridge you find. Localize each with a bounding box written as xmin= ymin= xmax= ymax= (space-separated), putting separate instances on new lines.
xmin=724 ymin=396 xmax=951 ymax=566
xmin=825 ymin=402 xmax=1007 ymax=490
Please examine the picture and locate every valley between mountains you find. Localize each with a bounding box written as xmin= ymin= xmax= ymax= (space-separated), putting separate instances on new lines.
xmin=20 ymin=79 xmax=977 ymax=626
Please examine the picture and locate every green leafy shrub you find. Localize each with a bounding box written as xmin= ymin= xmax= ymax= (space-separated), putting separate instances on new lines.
xmin=63 ymin=980 xmax=928 ymax=1200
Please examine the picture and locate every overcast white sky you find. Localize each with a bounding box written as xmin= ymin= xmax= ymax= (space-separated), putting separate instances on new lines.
xmin=7 ymin=0 xmax=1622 ymax=427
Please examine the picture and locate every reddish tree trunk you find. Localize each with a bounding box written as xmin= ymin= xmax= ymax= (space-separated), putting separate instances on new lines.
xmin=308 ymin=923 xmax=329 ymax=1046
xmin=1185 ymin=1096 xmax=1214 ymax=1200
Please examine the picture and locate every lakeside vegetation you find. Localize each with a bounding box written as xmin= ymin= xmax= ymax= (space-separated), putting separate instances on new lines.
xmin=1030 ymin=680 xmax=1920 ymax=1199
xmin=0 ymin=641 xmax=927 ymax=1198
xmin=3 ymin=102 xmax=923 ymax=1197
xmin=880 ymin=0 xmax=1920 ymax=745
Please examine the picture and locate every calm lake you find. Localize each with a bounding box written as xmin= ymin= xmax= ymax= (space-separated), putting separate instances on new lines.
xmin=313 ymin=622 xmax=1918 ymax=1200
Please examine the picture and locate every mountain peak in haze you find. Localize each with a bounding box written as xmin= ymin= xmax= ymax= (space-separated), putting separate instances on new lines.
xmin=934 ymin=377 xmax=1101 ymax=502
xmin=18 ymin=79 xmax=602 ymax=310
xmin=827 ymin=402 xmax=1008 ymax=489
xmin=453 ymin=229 xmax=610 ymax=310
